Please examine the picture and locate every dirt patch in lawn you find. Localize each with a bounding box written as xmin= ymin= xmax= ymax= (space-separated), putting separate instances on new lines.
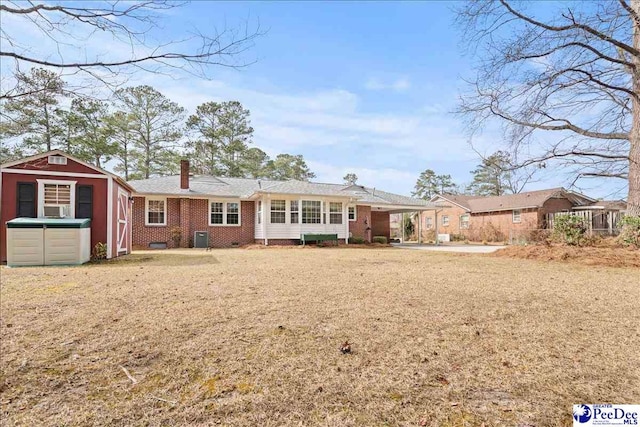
xmin=493 ymin=244 xmax=640 ymax=268
xmin=90 ymin=252 xmax=220 ymax=267
xmin=1 ymin=249 xmax=639 ymax=426
xmin=242 ymin=242 xmax=392 ymax=250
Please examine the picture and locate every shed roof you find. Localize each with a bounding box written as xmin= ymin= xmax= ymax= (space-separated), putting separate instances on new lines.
xmin=1 ymin=150 xmax=135 ymax=192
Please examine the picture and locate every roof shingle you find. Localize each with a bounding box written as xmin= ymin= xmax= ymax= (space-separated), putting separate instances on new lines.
xmin=435 ymin=188 xmax=594 ymax=213
xmin=128 ymin=175 xmax=435 ymax=208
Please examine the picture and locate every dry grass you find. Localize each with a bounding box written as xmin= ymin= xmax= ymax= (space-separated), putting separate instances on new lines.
xmin=1 ymin=248 xmax=639 ymax=426
xmin=493 ymin=244 xmax=640 ymax=268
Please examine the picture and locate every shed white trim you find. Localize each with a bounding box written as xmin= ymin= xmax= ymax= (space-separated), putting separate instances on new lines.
xmin=2 ymin=168 xmax=108 ymax=179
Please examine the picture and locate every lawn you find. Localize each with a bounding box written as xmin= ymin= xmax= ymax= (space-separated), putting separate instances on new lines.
xmin=1 ymin=248 xmax=638 ymax=426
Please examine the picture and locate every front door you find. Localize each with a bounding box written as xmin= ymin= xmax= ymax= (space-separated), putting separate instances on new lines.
xmin=117 ymin=189 xmax=130 ymax=254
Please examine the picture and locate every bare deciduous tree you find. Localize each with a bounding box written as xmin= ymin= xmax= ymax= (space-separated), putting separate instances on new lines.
xmin=0 ymin=1 xmax=261 ymax=99
xmin=456 ymin=0 xmax=640 ymax=217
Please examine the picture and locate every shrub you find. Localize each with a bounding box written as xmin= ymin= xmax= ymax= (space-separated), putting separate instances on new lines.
xmin=618 ymin=215 xmax=640 ymax=247
xmin=421 ymin=229 xmax=436 ymax=242
xmin=349 ymin=236 xmax=366 ymax=244
xmin=450 ymin=233 xmax=466 ymax=242
xmin=372 ymin=236 xmax=387 ymax=244
xmin=552 ymin=215 xmax=587 ymax=246
xmin=170 ymin=226 xmax=182 ymax=248
xmin=91 ymin=242 xmax=107 ymax=261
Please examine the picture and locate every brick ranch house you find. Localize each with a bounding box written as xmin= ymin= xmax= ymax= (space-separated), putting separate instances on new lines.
xmin=128 ymin=160 xmax=438 ymax=248
xmin=418 ymin=188 xmax=627 ymax=242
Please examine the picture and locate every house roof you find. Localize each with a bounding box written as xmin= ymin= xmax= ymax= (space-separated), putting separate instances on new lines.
xmin=128 ymin=175 xmax=436 ymax=208
xmin=575 ymin=200 xmax=628 ymax=211
xmin=0 ymin=150 xmax=135 ymax=192
xmin=433 ymin=188 xmax=595 ymax=213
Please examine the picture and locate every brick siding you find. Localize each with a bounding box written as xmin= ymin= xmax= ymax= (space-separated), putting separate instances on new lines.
xmin=538 ymin=197 xmax=574 ymax=226
xmin=255 ymin=239 xmax=299 ymax=245
xmin=371 ymin=211 xmax=390 ymax=239
xmin=132 ymin=197 xmax=255 ymax=248
xmin=348 ymin=205 xmax=372 ymax=242
xmin=419 ymin=195 xmax=579 ymax=242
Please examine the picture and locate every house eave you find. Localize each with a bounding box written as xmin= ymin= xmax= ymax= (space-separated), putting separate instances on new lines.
xmin=471 ymin=205 xmax=539 ymax=214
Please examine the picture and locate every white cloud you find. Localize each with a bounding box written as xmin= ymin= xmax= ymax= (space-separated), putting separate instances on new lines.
xmin=308 ymin=161 xmax=418 ymax=196
xmin=364 ymin=76 xmax=411 ymax=92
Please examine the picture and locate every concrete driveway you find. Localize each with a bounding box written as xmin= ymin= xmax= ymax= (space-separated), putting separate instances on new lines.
xmin=392 ymin=243 xmax=506 ymax=254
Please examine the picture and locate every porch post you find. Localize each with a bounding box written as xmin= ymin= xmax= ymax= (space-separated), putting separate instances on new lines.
xmin=435 ymin=210 xmax=439 ymax=246
xmin=608 ymin=211 xmax=613 ymax=235
xmin=401 ymin=213 xmax=405 ymax=244
xmin=262 ymin=195 xmax=268 ymax=246
xmin=344 ymin=202 xmax=349 ymax=244
xmin=417 ymin=211 xmax=422 ymax=245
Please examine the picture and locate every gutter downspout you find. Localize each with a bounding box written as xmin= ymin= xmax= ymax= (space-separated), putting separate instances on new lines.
xmin=262 ymin=194 xmax=268 ymax=246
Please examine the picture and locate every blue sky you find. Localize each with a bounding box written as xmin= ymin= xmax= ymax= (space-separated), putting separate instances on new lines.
xmin=153 ymin=1 xmax=497 ymax=194
xmin=1 ymin=1 xmax=626 ymax=199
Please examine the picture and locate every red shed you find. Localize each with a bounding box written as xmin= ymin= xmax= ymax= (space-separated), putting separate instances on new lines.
xmin=1 ymin=150 xmax=134 ymax=262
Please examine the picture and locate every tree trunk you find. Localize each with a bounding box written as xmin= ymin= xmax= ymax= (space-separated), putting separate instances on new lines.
xmin=629 ymin=0 xmax=640 ymax=217
xmin=44 ymin=105 xmax=51 ymax=151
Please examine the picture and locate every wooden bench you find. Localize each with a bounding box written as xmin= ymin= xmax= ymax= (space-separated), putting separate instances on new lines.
xmin=300 ymin=233 xmax=339 ymax=246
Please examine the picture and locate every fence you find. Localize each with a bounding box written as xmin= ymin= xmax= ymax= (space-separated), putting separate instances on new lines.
xmin=545 ymin=210 xmax=622 ymax=233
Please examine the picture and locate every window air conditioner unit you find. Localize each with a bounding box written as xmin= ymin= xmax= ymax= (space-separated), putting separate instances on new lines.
xmin=43 ymin=205 xmax=68 ymax=218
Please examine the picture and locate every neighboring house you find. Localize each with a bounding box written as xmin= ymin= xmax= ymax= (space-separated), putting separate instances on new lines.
xmin=128 ymin=160 xmax=437 ymax=248
xmin=420 ymin=188 xmax=626 ymax=242
xmin=1 ymin=150 xmax=134 ymax=262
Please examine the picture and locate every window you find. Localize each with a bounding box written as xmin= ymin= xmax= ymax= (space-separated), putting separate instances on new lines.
xmin=512 ymin=209 xmax=522 ymax=223
xmin=209 ymin=200 xmax=242 ymax=226
xmin=290 ymin=200 xmax=299 ymax=224
xmin=16 ymin=182 xmax=36 ymax=218
xmin=348 ymin=206 xmax=356 ymax=221
xmin=44 ymin=183 xmax=71 ymax=216
xmin=271 ymin=200 xmax=286 ymax=224
xmin=38 ymin=179 xmax=76 ymax=218
xmin=210 ymin=202 xmax=224 ymax=224
xmin=460 ymin=214 xmax=470 ymax=229
xmin=425 ymin=217 xmax=433 ymax=229
xmin=442 ymin=215 xmax=450 ymax=226
xmin=257 ymin=201 xmax=262 ymax=224
xmin=302 ymin=200 xmax=321 ymax=224
xmin=226 ymin=202 xmax=239 ymax=225
xmin=146 ymin=198 xmax=166 ymax=225
xmin=330 ymin=202 xmax=343 ymax=224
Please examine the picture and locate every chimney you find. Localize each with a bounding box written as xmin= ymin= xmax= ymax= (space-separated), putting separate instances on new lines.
xmin=180 ymin=159 xmax=190 ymax=190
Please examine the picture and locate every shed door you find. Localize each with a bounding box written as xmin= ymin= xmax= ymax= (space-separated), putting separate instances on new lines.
xmin=117 ymin=189 xmax=130 ymax=254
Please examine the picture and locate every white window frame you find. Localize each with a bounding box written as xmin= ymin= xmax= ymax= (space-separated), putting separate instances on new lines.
xmin=512 ymin=209 xmax=522 ymax=223
xmin=270 ymin=199 xmax=286 ymax=224
xmin=329 ymin=202 xmax=343 ymax=224
xmin=37 ymin=179 xmax=76 ymax=218
xmin=290 ymin=200 xmax=300 ymax=224
xmin=301 ymin=200 xmax=322 ymax=224
xmin=348 ymin=205 xmax=357 ymax=221
xmin=442 ymin=215 xmax=450 ymax=226
xmin=257 ymin=200 xmax=262 ymax=225
xmin=460 ymin=214 xmax=470 ymax=229
xmin=208 ymin=199 xmax=242 ymax=226
xmin=425 ymin=216 xmax=433 ymax=229
xmin=145 ymin=196 xmax=167 ymax=226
